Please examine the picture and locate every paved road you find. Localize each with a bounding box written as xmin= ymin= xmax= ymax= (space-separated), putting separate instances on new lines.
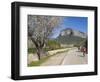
xmin=41 ymin=48 xmax=88 ymax=66
xmin=61 ymin=48 xmax=88 ymax=65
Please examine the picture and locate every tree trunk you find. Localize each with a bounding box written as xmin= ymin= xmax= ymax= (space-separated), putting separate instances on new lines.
xmin=31 ymin=38 xmax=46 ymax=60
xmin=36 ymin=47 xmax=44 ymax=60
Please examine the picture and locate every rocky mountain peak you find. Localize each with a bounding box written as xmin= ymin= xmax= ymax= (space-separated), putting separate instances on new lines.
xmin=60 ymin=28 xmax=87 ymax=38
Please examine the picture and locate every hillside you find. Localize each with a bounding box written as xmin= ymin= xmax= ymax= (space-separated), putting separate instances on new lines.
xmin=55 ymin=28 xmax=87 ymax=45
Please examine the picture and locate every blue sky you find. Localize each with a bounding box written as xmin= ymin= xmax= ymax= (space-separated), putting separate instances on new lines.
xmin=51 ymin=16 xmax=88 ymax=38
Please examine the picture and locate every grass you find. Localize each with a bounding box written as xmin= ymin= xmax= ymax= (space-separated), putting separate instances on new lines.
xmin=28 ymin=48 xmax=36 ymax=54
xmin=28 ymin=48 xmax=51 ymax=54
xmin=28 ymin=56 xmax=51 ymax=67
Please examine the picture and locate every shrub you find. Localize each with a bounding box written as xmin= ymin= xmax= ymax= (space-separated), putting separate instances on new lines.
xmin=47 ymin=40 xmax=61 ymax=50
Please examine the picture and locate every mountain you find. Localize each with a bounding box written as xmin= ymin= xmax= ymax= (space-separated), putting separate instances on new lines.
xmin=60 ymin=28 xmax=87 ymax=38
xmin=55 ymin=28 xmax=87 ymax=45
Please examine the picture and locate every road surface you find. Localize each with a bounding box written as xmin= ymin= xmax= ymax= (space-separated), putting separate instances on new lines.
xmin=41 ymin=48 xmax=88 ymax=66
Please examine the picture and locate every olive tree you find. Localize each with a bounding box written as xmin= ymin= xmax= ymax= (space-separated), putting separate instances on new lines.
xmin=28 ymin=15 xmax=62 ymax=60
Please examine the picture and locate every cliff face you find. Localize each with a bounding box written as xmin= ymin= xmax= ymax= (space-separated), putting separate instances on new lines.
xmin=60 ymin=28 xmax=87 ymax=38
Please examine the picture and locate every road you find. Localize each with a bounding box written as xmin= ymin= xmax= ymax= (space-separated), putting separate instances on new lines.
xmin=41 ymin=48 xmax=88 ymax=66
